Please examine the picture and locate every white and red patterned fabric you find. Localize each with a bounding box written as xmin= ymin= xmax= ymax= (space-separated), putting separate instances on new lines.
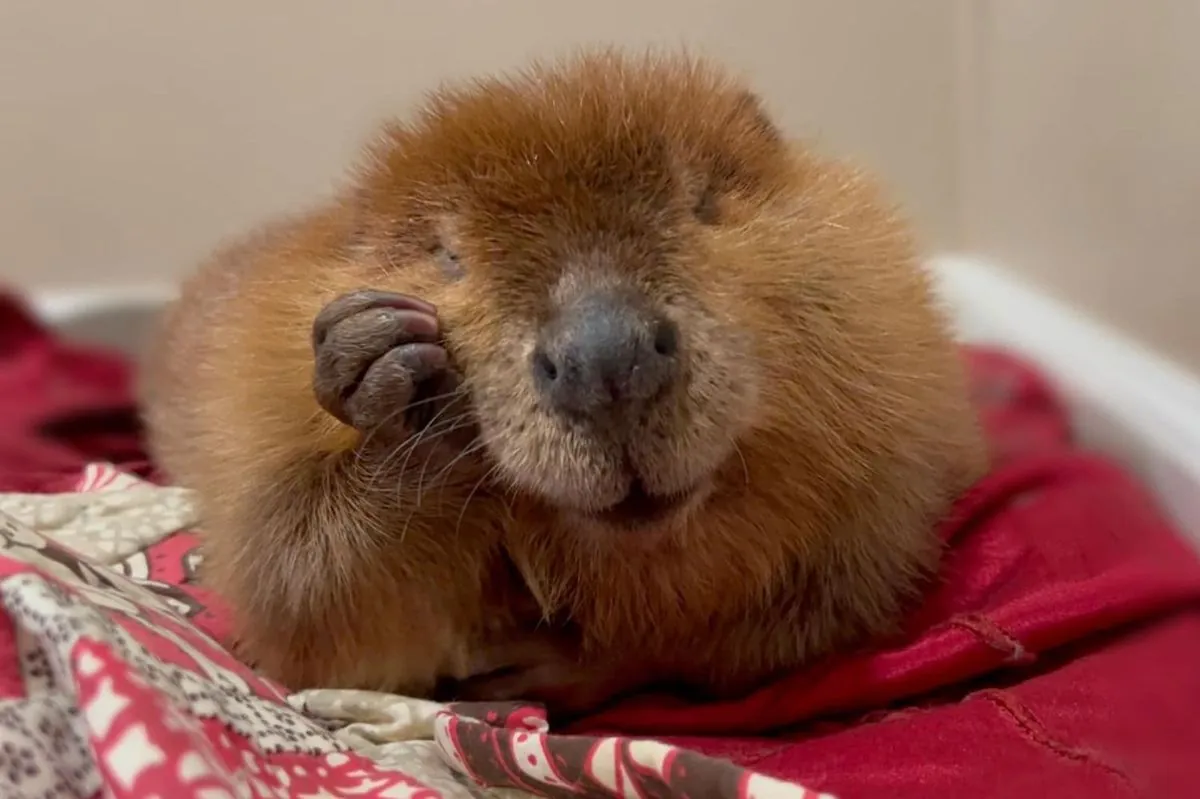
xmin=0 ymin=463 xmax=826 ymax=799
xmin=6 ymin=291 xmax=1200 ymax=797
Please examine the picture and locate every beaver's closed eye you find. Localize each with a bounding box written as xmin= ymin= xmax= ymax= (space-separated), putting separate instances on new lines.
xmin=693 ymin=187 xmax=721 ymax=226
xmin=435 ymin=246 xmax=465 ymax=281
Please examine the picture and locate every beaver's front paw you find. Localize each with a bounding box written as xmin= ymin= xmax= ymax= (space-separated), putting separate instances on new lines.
xmin=311 ymin=289 xmax=463 ymax=438
xmin=453 ymin=652 xmax=636 ymax=719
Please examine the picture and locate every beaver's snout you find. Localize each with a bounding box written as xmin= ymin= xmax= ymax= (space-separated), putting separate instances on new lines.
xmin=531 ymin=289 xmax=680 ymax=422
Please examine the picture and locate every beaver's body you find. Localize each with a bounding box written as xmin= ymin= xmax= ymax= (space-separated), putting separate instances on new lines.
xmin=140 ymin=51 xmax=986 ymax=715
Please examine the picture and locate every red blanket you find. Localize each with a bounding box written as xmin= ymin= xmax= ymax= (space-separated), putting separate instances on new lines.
xmin=0 ymin=293 xmax=149 ymax=491
xmin=4 ymin=291 xmax=1200 ymax=797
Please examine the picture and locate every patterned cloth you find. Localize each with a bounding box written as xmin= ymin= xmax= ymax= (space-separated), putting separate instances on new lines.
xmin=0 ymin=465 xmax=196 ymax=564
xmin=6 ymin=292 xmax=1200 ymax=796
xmin=0 ymin=463 xmax=828 ymax=799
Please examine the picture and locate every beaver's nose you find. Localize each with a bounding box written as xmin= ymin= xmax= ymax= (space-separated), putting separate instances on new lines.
xmin=532 ymin=291 xmax=680 ymax=419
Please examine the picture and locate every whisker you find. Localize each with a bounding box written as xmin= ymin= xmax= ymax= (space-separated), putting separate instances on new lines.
xmin=396 ymin=396 xmax=473 ymax=489
xmin=372 ymin=415 xmax=473 ymax=496
xmin=357 ymin=384 xmax=470 ymax=454
xmin=455 ymin=464 xmax=501 ymax=535
xmin=731 ymin=442 xmax=751 ymax=486
xmin=423 ymin=437 xmax=488 ymax=501
xmin=364 ymin=412 xmax=472 ymax=495
xmin=361 ymin=379 xmax=474 ymax=490
xmin=353 ymin=404 xmax=409 ymax=460
xmin=411 ymin=425 xmax=482 ymax=503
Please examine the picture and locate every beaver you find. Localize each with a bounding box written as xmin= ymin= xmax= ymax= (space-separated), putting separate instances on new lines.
xmin=139 ymin=49 xmax=986 ymax=716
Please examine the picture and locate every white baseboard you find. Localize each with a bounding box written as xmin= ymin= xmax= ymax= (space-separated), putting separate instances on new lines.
xmin=24 ymin=258 xmax=1200 ymax=543
xmin=931 ymin=255 xmax=1200 ymax=543
xmin=28 ymin=284 xmax=178 ymax=362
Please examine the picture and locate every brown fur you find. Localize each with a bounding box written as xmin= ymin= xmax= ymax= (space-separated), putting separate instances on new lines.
xmin=139 ymin=50 xmax=987 ymax=712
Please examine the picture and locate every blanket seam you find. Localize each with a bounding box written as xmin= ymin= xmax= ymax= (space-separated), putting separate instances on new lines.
xmin=975 ymin=688 xmax=1139 ymax=795
xmin=947 ymin=613 xmax=1034 ymax=663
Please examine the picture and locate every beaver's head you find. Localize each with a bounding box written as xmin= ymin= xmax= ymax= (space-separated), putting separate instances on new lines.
xmin=350 ymin=51 xmax=910 ymax=536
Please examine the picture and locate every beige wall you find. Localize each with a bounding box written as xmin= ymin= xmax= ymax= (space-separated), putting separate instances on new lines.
xmin=2 ymin=1 xmax=1195 ymax=371
xmin=961 ymin=0 xmax=1200 ymax=372
xmin=0 ymin=0 xmax=959 ymax=291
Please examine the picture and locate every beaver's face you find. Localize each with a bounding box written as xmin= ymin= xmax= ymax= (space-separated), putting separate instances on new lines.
xmin=462 ymin=237 xmax=757 ymax=528
xmin=356 ymin=55 xmax=796 ymax=529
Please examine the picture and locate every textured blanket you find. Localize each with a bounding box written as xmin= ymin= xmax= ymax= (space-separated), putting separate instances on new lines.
xmin=0 ymin=463 xmax=820 ymax=798
xmin=5 ymin=289 xmax=1200 ymax=797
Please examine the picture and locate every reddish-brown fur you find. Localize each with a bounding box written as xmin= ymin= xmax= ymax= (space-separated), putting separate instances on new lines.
xmin=140 ymin=50 xmax=986 ymax=714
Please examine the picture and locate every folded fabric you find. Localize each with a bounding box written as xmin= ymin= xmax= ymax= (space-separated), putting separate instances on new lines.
xmin=577 ymin=452 xmax=1200 ymax=796
xmin=569 ymin=350 xmax=1200 ymax=796
xmin=5 ymin=288 xmax=1200 ymax=796
xmin=0 ymin=292 xmax=148 ymax=493
xmin=0 ymin=467 xmax=825 ymax=798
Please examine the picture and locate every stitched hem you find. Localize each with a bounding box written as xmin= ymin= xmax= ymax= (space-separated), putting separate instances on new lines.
xmin=948 ymin=613 xmax=1036 ymax=664
xmin=976 ymin=688 xmax=1138 ymax=795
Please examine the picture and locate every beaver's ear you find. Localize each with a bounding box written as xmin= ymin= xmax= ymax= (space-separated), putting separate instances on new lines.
xmin=673 ymin=93 xmax=782 ymax=227
xmin=731 ymin=90 xmax=782 ymax=146
xmin=682 ymin=91 xmax=785 ymax=225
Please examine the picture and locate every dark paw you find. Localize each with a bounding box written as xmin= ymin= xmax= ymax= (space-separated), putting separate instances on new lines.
xmin=452 ymin=657 xmax=630 ymax=719
xmin=312 ymin=289 xmax=463 ymax=437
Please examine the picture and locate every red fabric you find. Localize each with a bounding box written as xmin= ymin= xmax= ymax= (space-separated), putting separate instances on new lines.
xmin=0 ymin=293 xmax=150 ymax=492
xmin=4 ymin=292 xmax=1200 ymax=796
xmin=571 ymin=351 xmax=1200 ymax=796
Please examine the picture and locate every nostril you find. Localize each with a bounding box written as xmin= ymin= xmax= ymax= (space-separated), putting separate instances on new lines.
xmin=535 ymin=298 xmax=679 ymax=417
xmin=652 ymin=319 xmax=679 ymax=358
xmin=532 ymin=348 xmax=559 ymax=382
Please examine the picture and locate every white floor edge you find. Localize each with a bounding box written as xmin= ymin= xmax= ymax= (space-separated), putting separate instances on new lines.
xmin=931 ymin=254 xmax=1200 ymax=543
xmin=26 ymin=256 xmax=1200 ymax=542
